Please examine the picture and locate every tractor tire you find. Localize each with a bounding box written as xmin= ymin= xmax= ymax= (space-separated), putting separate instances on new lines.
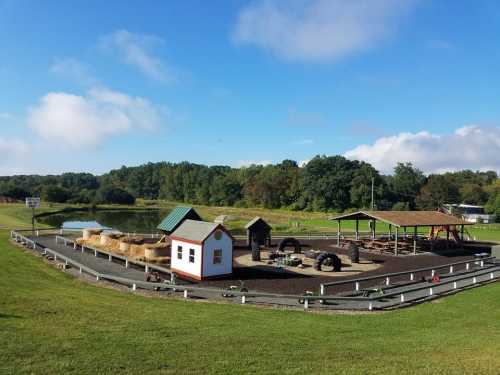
xmin=314 ymin=252 xmax=342 ymax=272
xmin=278 ymin=238 xmax=301 ymax=254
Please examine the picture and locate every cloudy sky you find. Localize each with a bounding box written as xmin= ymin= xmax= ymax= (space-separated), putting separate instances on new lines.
xmin=1 ymin=0 xmax=500 ymax=176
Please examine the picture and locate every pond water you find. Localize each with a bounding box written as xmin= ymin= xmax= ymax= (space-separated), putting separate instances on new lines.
xmin=38 ymin=209 xmax=169 ymax=233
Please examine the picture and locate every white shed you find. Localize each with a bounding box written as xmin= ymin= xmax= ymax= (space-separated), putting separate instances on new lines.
xmin=170 ymin=220 xmax=233 ymax=280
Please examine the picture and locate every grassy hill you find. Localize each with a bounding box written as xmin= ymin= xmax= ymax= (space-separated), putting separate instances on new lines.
xmin=1 ymin=204 xmax=500 ymax=374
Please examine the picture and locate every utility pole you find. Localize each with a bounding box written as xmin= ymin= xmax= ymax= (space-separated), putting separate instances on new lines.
xmin=371 ymin=177 xmax=375 ymax=210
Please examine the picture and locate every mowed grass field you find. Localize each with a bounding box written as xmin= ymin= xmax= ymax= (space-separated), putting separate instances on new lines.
xmin=1 ymin=204 xmax=500 ymax=374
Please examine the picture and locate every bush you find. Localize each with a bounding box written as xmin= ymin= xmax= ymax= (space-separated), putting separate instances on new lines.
xmin=392 ymin=202 xmax=410 ymax=211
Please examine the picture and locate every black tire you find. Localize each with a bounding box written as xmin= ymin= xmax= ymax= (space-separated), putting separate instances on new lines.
xmin=314 ymin=252 xmax=342 ymax=272
xmin=278 ymin=238 xmax=301 ymax=254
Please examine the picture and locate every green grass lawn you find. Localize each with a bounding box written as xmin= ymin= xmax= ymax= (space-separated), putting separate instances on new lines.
xmin=2 ymin=205 xmax=500 ymax=374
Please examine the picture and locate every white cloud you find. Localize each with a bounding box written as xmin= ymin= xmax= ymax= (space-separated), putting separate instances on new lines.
xmin=236 ymin=160 xmax=273 ymax=167
xmin=27 ymin=87 xmax=163 ymax=148
xmin=50 ymin=58 xmax=98 ymax=86
xmin=234 ymin=0 xmax=416 ymax=62
xmin=100 ymin=30 xmax=172 ymax=82
xmin=344 ymin=126 xmax=500 ymax=174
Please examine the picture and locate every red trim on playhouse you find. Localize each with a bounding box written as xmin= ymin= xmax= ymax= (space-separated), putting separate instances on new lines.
xmin=170 ymin=236 xmax=203 ymax=245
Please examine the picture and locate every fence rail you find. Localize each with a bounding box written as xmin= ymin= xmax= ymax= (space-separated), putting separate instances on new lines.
xmin=321 ymin=256 xmax=495 ymax=294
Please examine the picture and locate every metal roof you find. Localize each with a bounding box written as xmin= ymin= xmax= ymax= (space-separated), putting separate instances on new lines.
xmin=157 ymin=206 xmax=201 ymax=232
xmin=170 ymin=220 xmax=221 ymax=243
xmin=245 ymin=217 xmax=271 ymax=230
xmin=331 ymin=210 xmax=472 ymax=228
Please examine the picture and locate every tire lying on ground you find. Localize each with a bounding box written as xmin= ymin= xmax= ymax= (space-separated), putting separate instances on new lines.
xmin=278 ymin=237 xmax=301 ymax=254
xmin=314 ymin=252 xmax=342 ymax=272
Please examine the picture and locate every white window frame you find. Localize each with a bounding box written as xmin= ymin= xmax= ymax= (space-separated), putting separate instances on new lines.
xmin=213 ymin=249 xmax=223 ymax=265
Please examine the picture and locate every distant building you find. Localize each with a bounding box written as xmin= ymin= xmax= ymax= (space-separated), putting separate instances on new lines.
xmin=170 ymin=220 xmax=233 ymax=280
xmin=444 ymin=204 xmax=495 ymax=223
xmin=157 ymin=206 xmax=202 ymax=234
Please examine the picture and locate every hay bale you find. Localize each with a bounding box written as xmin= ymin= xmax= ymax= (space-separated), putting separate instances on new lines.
xmin=100 ymin=233 xmax=111 ymax=246
xmin=83 ymin=228 xmax=102 ymax=240
xmin=119 ymin=241 xmax=131 ymax=253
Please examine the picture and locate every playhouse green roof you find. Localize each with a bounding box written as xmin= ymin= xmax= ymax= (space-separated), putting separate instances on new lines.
xmin=157 ymin=206 xmax=201 ymax=233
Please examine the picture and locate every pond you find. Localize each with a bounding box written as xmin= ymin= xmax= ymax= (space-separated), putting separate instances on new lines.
xmin=38 ymin=209 xmax=169 ymax=233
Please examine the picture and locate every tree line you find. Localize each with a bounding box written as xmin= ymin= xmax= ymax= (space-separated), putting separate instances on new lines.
xmin=1 ymin=155 xmax=499 ymax=219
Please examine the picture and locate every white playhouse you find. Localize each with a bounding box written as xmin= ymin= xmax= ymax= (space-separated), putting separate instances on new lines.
xmin=170 ymin=220 xmax=234 ymax=280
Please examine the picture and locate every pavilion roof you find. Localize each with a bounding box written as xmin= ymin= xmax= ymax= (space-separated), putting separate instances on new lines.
xmin=331 ymin=210 xmax=471 ymax=228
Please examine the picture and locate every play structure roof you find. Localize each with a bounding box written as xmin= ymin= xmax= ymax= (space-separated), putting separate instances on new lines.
xmin=157 ymin=206 xmax=201 ymax=233
xmin=245 ymin=217 xmax=271 ymax=230
xmin=171 ymin=220 xmax=229 ymax=243
xmin=331 ymin=210 xmax=471 ymax=228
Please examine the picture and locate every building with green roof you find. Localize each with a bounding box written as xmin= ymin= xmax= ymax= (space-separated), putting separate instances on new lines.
xmin=157 ymin=206 xmax=202 ymax=234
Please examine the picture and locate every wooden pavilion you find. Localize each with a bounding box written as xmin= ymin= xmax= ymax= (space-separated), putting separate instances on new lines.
xmin=331 ymin=211 xmax=473 ymax=255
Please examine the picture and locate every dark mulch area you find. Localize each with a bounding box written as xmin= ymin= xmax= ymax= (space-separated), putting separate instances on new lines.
xmin=196 ymin=239 xmax=491 ymax=295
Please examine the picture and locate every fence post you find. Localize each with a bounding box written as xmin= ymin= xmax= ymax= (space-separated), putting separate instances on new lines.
xmin=132 ymin=283 xmax=137 ymax=291
xmin=304 ymin=298 xmax=308 ymax=309
xmin=73 ymin=242 xmax=77 ymax=250
xmin=81 ymin=246 xmax=84 ymax=253
xmin=410 ymin=273 xmax=414 ymax=281
xmin=242 ymin=295 xmax=246 ymax=304
xmin=320 ymin=284 xmax=325 ymax=296
xmin=466 ymin=263 xmax=470 ymax=271
xmin=480 ymin=260 xmax=484 ymax=267
xmin=36 ymin=230 xmax=39 ymax=237
xmin=368 ymin=302 xmax=373 ymax=311
xmin=145 ymin=265 xmax=149 ymax=273
xmin=79 ymin=267 xmax=82 ymax=274
xmin=453 ymin=281 xmax=457 ymax=289
xmin=94 ymin=249 xmax=97 ymax=257
xmin=183 ymin=290 xmax=188 ymax=299
xmin=490 ymin=272 xmax=494 ymax=280
xmin=125 ymin=259 xmax=129 ymax=268
xmin=355 ymin=282 xmax=360 ymax=291
xmin=400 ymin=294 xmax=405 ymax=303
xmin=429 ymin=287 xmax=433 ymax=296
xmin=473 ymin=277 xmax=477 ymax=284
xmin=385 ymin=277 xmax=390 ymax=286
xmin=449 ymin=266 xmax=454 ymax=274
xmin=108 ymin=254 xmax=112 ymax=262
xmin=431 ymin=269 xmax=435 ymax=277
xmin=96 ymin=275 xmax=100 ymax=281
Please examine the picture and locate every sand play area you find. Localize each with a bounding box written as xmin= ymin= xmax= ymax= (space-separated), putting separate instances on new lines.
xmin=234 ymin=249 xmax=381 ymax=278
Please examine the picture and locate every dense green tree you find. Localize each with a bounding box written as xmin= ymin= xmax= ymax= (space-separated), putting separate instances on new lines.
xmin=95 ymin=186 xmax=135 ymax=205
xmin=386 ymin=163 xmax=426 ymax=210
xmin=416 ymin=175 xmax=460 ymax=209
xmin=41 ymin=185 xmax=72 ymax=203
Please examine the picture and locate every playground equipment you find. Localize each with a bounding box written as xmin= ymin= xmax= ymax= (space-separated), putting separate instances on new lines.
xmin=222 ymin=281 xmax=248 ymax=298
xmin=314 ymin=252 xmax=342 ymax=272
xmin=278 ymin=237 xmax=301 ymax=253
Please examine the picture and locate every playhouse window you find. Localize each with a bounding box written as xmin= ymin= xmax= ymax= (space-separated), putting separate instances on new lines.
xmin=189 ymin=248 xmax=195 ymax=263
xmin=177 ymin=246 xmax=183 ymax=260
xmin=213 ymin=249 xmax=222 ymax=264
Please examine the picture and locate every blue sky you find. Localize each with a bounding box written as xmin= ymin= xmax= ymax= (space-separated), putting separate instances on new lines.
xmin=1 ymin=0 xmax=500 ymax=176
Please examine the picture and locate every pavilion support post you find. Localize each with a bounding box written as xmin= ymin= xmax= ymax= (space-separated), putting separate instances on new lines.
xmin=337 ymin=220 xmax=341 ymax=246
xmin=461 ymin=225 xmax=465 ymax=241
xmin=395 ymin=227 xmax=399 ymax=256
xmin=430 ymin=226 xmax=435 ymax=251
xmin=413 ymin=226 xmax=417 ymax=254
xmin=446 ymin=226 xmax=450 ymax=249
xmin=355 ymin=219 xmax=359 ymax=240
xmin=388 ymin=224 xmax=392 ymax=240
xmin=372 ymin=220 xmax=376 ymax=239
xmin=403 ymin=226 xmax=407 ymax=239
